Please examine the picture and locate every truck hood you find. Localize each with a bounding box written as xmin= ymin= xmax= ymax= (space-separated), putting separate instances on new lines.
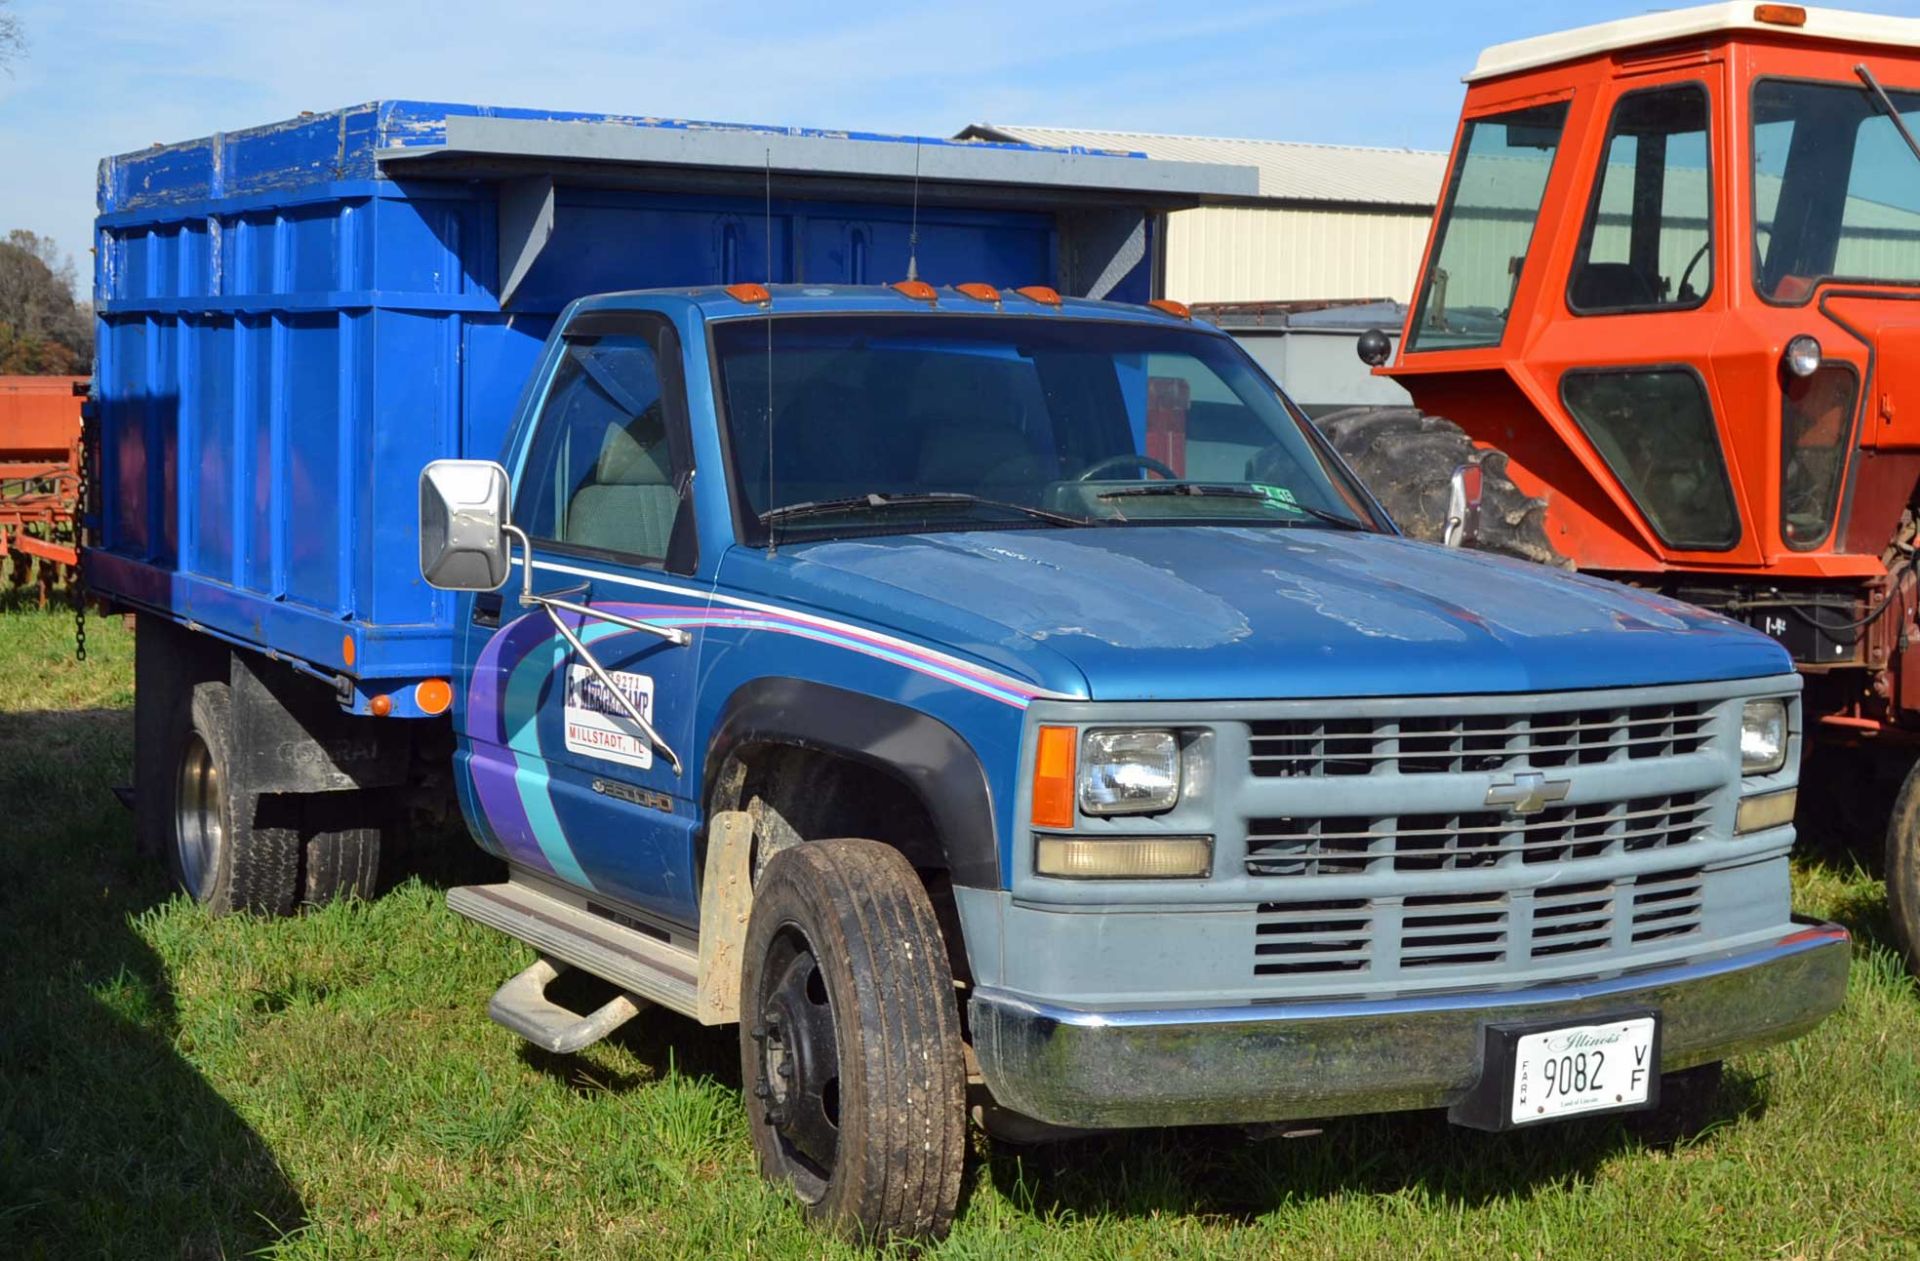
xmin=732 ymin=528 xmax=1791 ymax=702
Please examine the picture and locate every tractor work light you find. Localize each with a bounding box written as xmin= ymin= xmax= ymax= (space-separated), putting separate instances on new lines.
xmin=1034 ymin=835 xmax=1213 ymax=879
xmin=1740 ymin=699 xmax=1789 ymax=775
xmin=1079 ymin=729 xmax=1182 ymax=815
xmin=1784 ymin=335 xmax=1823 ymax=379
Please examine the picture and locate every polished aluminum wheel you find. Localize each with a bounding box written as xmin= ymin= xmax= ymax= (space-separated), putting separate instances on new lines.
xmin=174 ymin=732 xmax=223 ymax=901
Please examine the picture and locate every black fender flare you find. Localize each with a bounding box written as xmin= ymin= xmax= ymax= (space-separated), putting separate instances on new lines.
xmin=703 ymin=678 xmax=1000 ymax=888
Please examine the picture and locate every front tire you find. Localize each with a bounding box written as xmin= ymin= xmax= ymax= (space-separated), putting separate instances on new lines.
xmin=740 ymin=839 xmax=967 ymax=1242
xmin=1885 ymin=757 xmax=1920 ymax=972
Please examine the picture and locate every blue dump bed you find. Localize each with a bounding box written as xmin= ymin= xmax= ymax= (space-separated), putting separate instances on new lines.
xmin=89 ymin=101 xmax=1250 ymax=695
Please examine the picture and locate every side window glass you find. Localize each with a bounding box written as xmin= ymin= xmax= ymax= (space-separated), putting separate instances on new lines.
xmin=1561 ymin=368 xmax=1738 ymax=550
xmin=1407 ymin=101 xmax=1571 ymax=352
xmin=516 ymin=327 xmax=691 ymax=566
xmin=1570 ymin=85 xmax=1713 ymax=313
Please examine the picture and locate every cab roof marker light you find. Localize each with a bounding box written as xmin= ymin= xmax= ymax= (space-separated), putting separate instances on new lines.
xmin=1015 ymin=285 xmax=1063 ymax=307
xmin=724 ymin=282 xmax=771 ymax=306
xmin=891 ymin=279 xmax=938 ymax=303
xmin=1148 ymin=299 xmax=1192 ymax=320
xmin=1754 ymin=4 xmax=1807 ymax=27
xmin=955 ymin=282 xmax=1002 ymax=304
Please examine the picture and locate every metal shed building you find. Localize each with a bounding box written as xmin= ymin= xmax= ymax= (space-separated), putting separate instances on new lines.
xmin=957 ymin=124 xmax=1447 ymax=305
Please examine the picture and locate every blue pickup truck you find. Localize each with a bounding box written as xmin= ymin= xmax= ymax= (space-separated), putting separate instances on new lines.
xmin=93 ymin=103 xmax=1849 ymax=1242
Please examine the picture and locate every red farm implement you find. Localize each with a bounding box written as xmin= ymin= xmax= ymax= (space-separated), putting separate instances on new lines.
xmin=0 ymin=376 xmax=86 ymax=606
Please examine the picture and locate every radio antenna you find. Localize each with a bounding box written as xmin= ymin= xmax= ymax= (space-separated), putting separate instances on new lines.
xmin=765 ymin=146 xmax=778 ymax=557
xmin=906 ymin=139 xmax=922 ymax=283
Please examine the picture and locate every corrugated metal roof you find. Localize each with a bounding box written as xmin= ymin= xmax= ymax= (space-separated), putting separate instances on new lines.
xmin=957 ymin=124 xmax=1447 ymax=208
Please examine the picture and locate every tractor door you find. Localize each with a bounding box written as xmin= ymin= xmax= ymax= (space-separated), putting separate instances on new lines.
xmin=1522 ymin=62 xmax=1762 ymax=569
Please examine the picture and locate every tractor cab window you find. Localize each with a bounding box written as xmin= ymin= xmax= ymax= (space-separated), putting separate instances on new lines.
xmin=1570 ymin=85 xmax=1713 ymax=313
xmin=1753 ymin=78 xmax=1920 ymax=301
xmin=1408 ymin=101 xmax=1570 ymax=352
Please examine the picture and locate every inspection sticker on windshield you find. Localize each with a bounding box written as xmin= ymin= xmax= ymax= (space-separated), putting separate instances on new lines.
xmin=1251 ymin=483 xmax=1302 ymax=513
xmin=563 ymin=665 xmax=655 ymax=770
xmin=1510 ymin=1016 xmax=1656 ymax=1125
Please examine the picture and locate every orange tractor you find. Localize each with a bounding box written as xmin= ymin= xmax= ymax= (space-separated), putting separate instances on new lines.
xmin=1330 ymin=3 xmax=1920 ymax=963
xmin=0 ymin=376 xmax=85 ymax=606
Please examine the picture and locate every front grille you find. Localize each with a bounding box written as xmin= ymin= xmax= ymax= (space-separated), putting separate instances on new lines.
xmin=1248 ymin=701 xmax=1711 ymax=779
xmin=1252 ymin=867 xmax=1706 ymax=980
xmin=1245 ymin=792 xmax=1710 ymax=877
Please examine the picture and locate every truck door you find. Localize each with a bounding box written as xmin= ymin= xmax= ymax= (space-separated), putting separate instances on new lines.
xmin=458 ymin=309 xmax=708 ymax=927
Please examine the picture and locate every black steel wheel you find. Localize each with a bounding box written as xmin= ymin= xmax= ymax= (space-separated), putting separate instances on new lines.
xmin=740 ymin=839 xmax=966 ymax=1242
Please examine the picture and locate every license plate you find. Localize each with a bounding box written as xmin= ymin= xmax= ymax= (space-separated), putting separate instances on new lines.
xmin=1510 ymin=1015 xmax=1658 ymax=1125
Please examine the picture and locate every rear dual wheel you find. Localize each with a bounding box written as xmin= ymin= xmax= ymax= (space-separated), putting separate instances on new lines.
xmin=740 ymin=839 xmax=967 ymax=1243
xmin=164 ymin=678 xmax=382 ymax=915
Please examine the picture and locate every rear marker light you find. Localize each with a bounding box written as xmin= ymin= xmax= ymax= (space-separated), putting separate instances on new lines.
xmin=1032 ymin=725 xmax=1077 ymax=828
xmin=1754 ymin=4 xmax=1807 ymax=26
xmin=369 ymin=694 xmax=393 ymax=718
xmin=415 ymin=678 xmax=453 ymax=716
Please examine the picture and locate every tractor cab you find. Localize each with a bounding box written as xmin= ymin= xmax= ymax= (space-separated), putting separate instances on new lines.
xmin=1369 ymin=2 xmax=1920 ymax=676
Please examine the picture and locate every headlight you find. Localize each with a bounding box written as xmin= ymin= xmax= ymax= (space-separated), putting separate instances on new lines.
xmin=1784 ymin=334 xmax=1822 ymax=379
xmin=1740 ymin=699 xmax=1788 ymax=775
xmin=1079 ymin=728 xmax=1181 ymax=815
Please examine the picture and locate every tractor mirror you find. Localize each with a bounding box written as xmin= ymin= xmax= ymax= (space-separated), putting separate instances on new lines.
xmin=419 ymin=459 xmax=513 ymax=591
xmin=1356 ymin=328 xmax=1392 ymax=368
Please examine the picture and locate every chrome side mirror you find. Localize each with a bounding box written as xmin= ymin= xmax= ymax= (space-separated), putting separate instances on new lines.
xmin=1442 ymin=462 xmax=1484 ymax=549
xmin=420 ymin=459 xmax=513 ymax=590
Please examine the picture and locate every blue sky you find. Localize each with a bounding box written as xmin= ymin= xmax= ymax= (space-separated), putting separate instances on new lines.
xmin=2 ymin=0 xmax=1916 ymax=289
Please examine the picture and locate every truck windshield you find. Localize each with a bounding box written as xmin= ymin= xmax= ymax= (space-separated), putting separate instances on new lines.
xmin=712 ymin=314 xmax=1378 ymax=543
xmin=1753 ymin=77 xmax=1920 ymax=301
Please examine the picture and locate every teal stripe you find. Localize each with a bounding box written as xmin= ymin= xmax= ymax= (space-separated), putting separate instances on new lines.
xmin=500 ymin=619 xmax=630 ymax=889
xmin=510 ymin=750 xmax=595 ymax=890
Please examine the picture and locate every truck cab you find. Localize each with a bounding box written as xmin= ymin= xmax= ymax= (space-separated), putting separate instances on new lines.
xmin=423 ymin=281 xmax=1848 ymax=1240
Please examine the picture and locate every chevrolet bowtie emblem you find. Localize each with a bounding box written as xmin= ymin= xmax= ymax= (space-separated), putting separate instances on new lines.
xmin=1484 ymin=771 xmax=1571 ymax=816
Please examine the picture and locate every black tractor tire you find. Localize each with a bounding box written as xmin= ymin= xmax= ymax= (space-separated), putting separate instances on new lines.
xmin=740 ymin=839 xmax=967 ymax=1243
xmin=1884 ymin=757 xmax=1920 ymax=972
xmin=1317 ymin=406 xmax=1569 ymax=567
xmin=164 ymin=681 xmax=301 ymax=916
xmin=296 ymin=792 xmax=386 ymax=908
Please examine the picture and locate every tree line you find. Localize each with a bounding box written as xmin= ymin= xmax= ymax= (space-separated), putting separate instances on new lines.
xmin=0 ymin=231 xmax=92 ymax=375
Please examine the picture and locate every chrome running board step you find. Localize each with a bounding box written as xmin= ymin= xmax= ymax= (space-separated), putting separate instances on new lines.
xmin=449 ymin=880 xmax=701 ymax=1020
xmin=488 ymin=958 xmax=643 ymax=1054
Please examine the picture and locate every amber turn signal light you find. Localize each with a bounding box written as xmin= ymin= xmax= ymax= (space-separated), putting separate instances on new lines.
xmin=1031 ymin=725 xmax=1078 ymax=828
xmin=415 ymin=678 xmax=453 ymax=715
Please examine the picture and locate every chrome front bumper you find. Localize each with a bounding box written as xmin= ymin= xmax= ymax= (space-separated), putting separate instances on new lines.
xmin=968 ymin=924 xmax=1850 ymax=1130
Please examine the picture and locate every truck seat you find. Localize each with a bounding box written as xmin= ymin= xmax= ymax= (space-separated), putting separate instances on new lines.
xmin=566 ymin=421 xmax=678 ymax=559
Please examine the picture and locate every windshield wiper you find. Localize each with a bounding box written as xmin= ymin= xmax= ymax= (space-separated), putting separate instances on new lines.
xmin=1095 ymin=482 xmax=1372 ymax=531
xmin=1857 ymin=63 xmax=1920 ymax=168
xmin=761 ymin=491 xmax=1097 ymax=529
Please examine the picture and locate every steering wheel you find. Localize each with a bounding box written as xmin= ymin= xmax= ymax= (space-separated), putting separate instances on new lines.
xmin=1076 ymin=453 xmax=1179 ymax=482
xmin=1676 ymin=241 xmax=1712 ymax=301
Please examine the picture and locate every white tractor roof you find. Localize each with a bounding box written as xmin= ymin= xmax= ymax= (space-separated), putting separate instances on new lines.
xmin=1467 ymin=3 xmax=1920 ymax=83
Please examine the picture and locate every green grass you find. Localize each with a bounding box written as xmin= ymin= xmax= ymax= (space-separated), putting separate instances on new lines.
xmin=2 ymin=596 xmax=1918 ymax=1258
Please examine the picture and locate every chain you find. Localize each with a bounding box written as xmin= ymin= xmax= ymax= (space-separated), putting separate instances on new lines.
xmin=72 ymin=395 xmax=90 ymax=663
